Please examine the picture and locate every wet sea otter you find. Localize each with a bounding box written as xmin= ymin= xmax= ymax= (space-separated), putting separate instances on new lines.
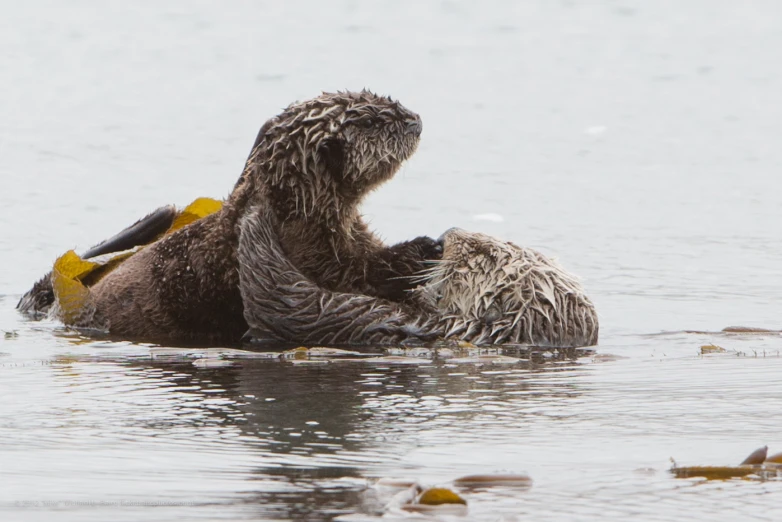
xmin=411 ymin=228 xmax=598 ymax=346
xmin=20 ymin=90 xmax=440 ymax=343
xmin=239 ymin=211 xmax=599 ymax=347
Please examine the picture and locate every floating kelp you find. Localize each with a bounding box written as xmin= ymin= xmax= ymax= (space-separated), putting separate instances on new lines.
xmin=721 ymin=326 xmax=780 ymax=334
xmin=766 ymin=452 xmax=782 ymax=464
xmin=670 ymin=466 xmax=762 ymax=480
xmin=51 ymin=250 xmax=106 ymax=326
xmin=398 ymin=486 xmax=468 ymax=516
xmin=372 ymin=472 xmax=533 ymax=518
xmin=647 ymin=327 xmax=782 ymax=337
xmin=452 ymin=474 xmax=533 ymax=489
xmin=671 ymin=445 xmax=782 ymax=481
xmin=700 ymin=344 xmax=727 ymax=354
xmin=416 ymin=487 xmax=467 ymax=506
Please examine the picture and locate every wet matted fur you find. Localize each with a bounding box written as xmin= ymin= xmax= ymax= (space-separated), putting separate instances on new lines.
xmin=20 ymin=90 xmax=439 ymax=343
xmin=240 ymin=215 xmax=598 ymax=348
xmin=411 ymin=228 xmax=598 ymax=347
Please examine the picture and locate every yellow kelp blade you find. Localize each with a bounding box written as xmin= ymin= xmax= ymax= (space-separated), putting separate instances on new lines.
xmin=54 ymin=250 xmax=99 ymax=281
xmin=671 ymin=465 xmax=782 ymax=481
xmin=52 ymin=251 xmax=98 ymax=325
xmin=168 ymin=197 xmax=223 ymax=233
xmin=671 ymin=466 xmax=759 ymax=480
xmin=79 ymin=250 xmax=137 ymax=287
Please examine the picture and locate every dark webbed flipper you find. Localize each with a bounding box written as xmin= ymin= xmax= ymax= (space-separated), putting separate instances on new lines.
xmin=238 ymin=207 xmax=441 ymax=345
xmin=16 ymin=274 xmax=55 ymax=315
xmin=17 ymin=205 xmax=177 ymax=315
xmin=366 ymin=236 xmax=443 ymax=302
xmin=81 ymin=205 xmax=177 ymax=259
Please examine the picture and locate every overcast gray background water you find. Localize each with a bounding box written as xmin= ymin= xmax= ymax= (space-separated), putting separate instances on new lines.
xmin=1 ymin=1 xmax=781 ymax=521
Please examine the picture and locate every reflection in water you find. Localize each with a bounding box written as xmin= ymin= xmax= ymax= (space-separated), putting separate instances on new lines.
xmin=140 ymin=354 xmax=587 ymax=519
xmin=34 ymin=352 xmax=587 ymax=520
xmin=3 ymin=313 xmax=782 ymax=520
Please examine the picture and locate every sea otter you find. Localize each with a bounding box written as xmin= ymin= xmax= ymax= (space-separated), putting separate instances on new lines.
xmin=21 ymin=90 xmax=440 ymax=343
xmin=239 ymin=213 xmax=598 ymax=347
xmin=410 ymin=228 xmax=598 ymax=347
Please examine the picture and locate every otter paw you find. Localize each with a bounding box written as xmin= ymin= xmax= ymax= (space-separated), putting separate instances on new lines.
xmin=407 ymin=236 xmax=444 ymax=262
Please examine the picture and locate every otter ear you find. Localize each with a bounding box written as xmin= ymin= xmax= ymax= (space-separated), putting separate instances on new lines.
xmin=318 ymin=136 xmax=346 ymax=181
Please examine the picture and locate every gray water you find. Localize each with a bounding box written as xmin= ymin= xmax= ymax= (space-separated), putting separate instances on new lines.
xmin=1 ymin=1 xmax=782 ymax=520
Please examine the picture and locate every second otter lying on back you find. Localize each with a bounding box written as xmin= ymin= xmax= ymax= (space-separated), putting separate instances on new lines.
xmin=47 ymin=90 xmax=439 ymax=343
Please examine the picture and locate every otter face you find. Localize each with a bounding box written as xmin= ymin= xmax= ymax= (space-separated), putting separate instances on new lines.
xmin=414 ymin=228 xmax=599 ymax=347
xmin=252 ymin=90 xmax=422 ymax=217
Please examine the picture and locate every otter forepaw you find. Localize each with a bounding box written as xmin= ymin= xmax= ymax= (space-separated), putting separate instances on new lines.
xmin=406 ymin=235 xmax=444 ymax=262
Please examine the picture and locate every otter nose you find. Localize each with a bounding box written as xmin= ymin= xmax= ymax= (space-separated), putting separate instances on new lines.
xmin=405 ymin=116 xmax=422 ymax=137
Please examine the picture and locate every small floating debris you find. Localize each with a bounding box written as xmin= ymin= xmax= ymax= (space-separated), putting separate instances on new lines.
xmin=700 ymin=344 xmax=727 ymax=354
xmin=452 ymin=473 xmax=533 ymax=489
xmin=591 ymin=353 xmax=628 ymax=363
xmin=281 ymin=346 xmax=367 ymax=360
xmin=3 ymin=330 xmax=19 ymax=340
xmin=192 ymin=358 xmax=235 ymax=369
xmin=450 ymin=355 xmax=521 ymax=364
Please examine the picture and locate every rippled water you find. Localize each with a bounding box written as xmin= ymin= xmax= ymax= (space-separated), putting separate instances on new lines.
xmin=2 ymin=1 xmax=782 ymax=520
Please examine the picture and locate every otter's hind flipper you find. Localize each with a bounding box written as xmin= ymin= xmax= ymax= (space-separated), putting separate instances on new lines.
xmin=17 ymin=205 xmax=176 ymax=316
xmin=237 ymin=207 xmax=441 ymax=345
xmin=16 ymin=274 xmax=55 ymax=315
xmin=81 ymin=205 xmax=177 ymax=259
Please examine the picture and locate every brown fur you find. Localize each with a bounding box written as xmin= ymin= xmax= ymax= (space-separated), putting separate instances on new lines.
xmin=33 ymin=90 xmax=438 ymax=343
xmin=240 ymin=219 xmax=598 ymax=348
xmin=412 ymin=228 xmax=599 ymax=347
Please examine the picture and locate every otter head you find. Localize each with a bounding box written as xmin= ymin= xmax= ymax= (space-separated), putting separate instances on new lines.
xmin=413 ymin=228 xmax=599 ymax=347
xmin=236 ymin=90 xmax=422 ymax=222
